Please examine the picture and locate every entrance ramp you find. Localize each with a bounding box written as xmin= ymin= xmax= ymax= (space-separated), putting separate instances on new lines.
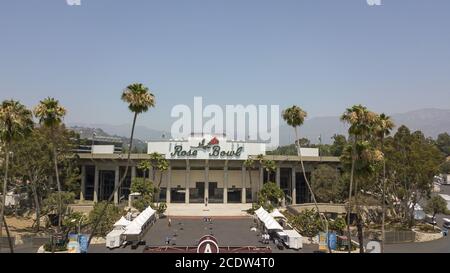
xmin=166 ymin=204 xmax=252 ymax=217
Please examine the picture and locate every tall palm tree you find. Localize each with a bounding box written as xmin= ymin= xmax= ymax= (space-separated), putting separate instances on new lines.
xmin=34 ymin=97 xmax=67 ymax=231
xmin=262 ymin=160 xmax=276 ymax=182
xmin=374 ymin=113 xmax=394 ymax=252
xmin=244 ymin=158 xmax=255 ymax=202
xmin=282 ymin=106 xmax=328 ymax=234
xmin=87 ymin=83 xmax=155 ymax=247
xmin=0 ymin=100 xmax=33 ymax=253
xmin=340 ymin=104 xmax=378 ymax=253
xmin=155 ymin=157 xmax=169 ymax=202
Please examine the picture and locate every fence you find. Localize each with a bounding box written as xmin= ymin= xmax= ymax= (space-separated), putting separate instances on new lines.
xmin=0 ymin=235 xmax=50 ymax=249
xmin=384 ymin=231 xmax=415 ymax=244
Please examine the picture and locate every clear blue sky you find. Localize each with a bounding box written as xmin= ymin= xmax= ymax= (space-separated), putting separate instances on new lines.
xmin=1 ymin=0 xmax=449 ymax=131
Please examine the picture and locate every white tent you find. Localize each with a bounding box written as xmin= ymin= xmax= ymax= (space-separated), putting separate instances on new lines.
xmin=123 ymin=206 xmax=156 ymax=242
xmin=270 ymin=209 xmax=286 ymax=219
xmin=114 ymin=216 xmax=131 ymax=228
xmin=255 ymin=207 xmax=284 ymax=231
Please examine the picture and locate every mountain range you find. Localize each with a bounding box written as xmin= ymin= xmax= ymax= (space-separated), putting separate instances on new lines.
xmin=68 ymin=108 xmax=450 ymax=147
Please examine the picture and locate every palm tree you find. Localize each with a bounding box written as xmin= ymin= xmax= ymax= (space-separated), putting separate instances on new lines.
xmin=262 ymin=160 xmax=276 ymax=182
xmin=244 ymin=158 xmax=255 ymax=202
xmin=34 ymin=97 xmax=67 ymax=231
xmin=155 ymin=157 xmax=169 ymax=202
xmin=340 ymin=104 xmax=378 ymax=253
xmin=0 ymin=100 xmax=33 ymax=253
xmin=282 ymin=106 xmax=328 ymax=234
xmin=87 ymin=83 xmax=155 ymax=247
xmin=374 ymin=113 xmax=394 ymax=252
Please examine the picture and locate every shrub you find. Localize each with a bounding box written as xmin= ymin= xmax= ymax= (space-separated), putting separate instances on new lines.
xmin=88 ymin=202 xmax=121 ymax=237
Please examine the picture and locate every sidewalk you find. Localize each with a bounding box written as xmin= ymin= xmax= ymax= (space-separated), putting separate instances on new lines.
xmin=165 ymin=203 xmax=252 ymax=217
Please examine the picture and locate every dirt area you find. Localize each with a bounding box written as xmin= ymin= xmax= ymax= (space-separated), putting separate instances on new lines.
xmin=1 ymin=216 xmax=36 ymax=236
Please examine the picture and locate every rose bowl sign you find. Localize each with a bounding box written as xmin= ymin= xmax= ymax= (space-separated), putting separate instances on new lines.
xmin=196 ymin=235 xmax=220 ymax=253
xmin=147 ymin=135 xmax=266 ymax=160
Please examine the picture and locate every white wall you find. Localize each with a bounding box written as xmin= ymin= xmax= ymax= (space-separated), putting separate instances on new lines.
xmin=92 ymin=145 xmax=115 ymax=154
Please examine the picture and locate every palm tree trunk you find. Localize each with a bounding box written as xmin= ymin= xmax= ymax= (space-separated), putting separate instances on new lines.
xmin=248 ymin=169 xmax=253 ymax=202
xmin=53 ymin=145 xmax=63 ymax=232
xmin=3 ymin=216 xmax=14 ymax=253
xmin=354 ymin=177 xmax=364 ymax=253
xmin=346 ymin=140 xmax=356 ymax=253
xmin=156 ymin=171 xmax=164 ymax=203
xmin=31 ymin=181 xmax=41 ymax=232
xmin=0 ymin=149 xmax=14 ymax=253
xmin=87 ymin=112 xmax=138 ymax=248
xmin=294 ymin=127 xmax=328 ymax=241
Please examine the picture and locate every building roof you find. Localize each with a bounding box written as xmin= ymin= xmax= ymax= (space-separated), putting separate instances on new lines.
xmin=77 ymin=153 xmax=340 ymax=162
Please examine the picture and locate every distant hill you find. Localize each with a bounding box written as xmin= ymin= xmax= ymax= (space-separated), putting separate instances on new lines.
xmin=69 ymin=125 xmax=148 ymax=152
xmin=280 ymin=108 xmax=450 ymax=145
xmin=69 ymin=108 xmax=450 ymax=147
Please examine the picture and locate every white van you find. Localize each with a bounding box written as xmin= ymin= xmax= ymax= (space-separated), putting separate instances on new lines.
xmin=443 ymin=218 xmax=450 ymax=229
xmin=425 ymin=214 xmax=437 ymax=226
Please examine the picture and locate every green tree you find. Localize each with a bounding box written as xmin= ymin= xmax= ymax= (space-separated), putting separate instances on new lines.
xmin=282 ymin=105 xmax=328 ymax=233
xmin=0 ymin=100 xmax=33 ymax=253
xmin=291 ymin=209 xmax=323 ymax=238
xmin=436 ymin=133 xmax=450 ymax=156
xmin=88 ymin=202 xmax=121 ymax=237
xmin=42 ymin=192 xmax=76 ymax=227
xmin=88 ymin=83 xmax=155 ymax=247
xmin=340 ymin=104 xmax=380 ymax=253
xmin=373 ymin=113 xmax=394 ymax=252
xmin=10 ymin=127 xmax=53 ymax=231
xmin=34 ymin=97 xmax=67 ymax=231
xmin=384 ymin=126 xmax=444 ymax=227
xmin=130 ymin=177 xmax=155 ymax=211
xmin=330 ymin=134 xmax=347 ymax=157
xmin=425 ymin=195 xmax=449 ymax=220
xmin=311 ymin=164 xmax=342 ymax=203
xmin=257 ymin=182 xmax=284 ymax=211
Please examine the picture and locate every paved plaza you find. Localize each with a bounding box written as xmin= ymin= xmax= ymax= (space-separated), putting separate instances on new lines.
xmin=89 ymin=216 xmax=312 ymax=253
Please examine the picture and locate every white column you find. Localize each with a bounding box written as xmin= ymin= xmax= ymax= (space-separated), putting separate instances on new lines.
xmin=223 ymin=163 xmax=228 ymax=204
xmin=185 ymin=164 xmax=190 ymax=204
xmin=241 ymin=165 xmax=246 ymax=204
xmin=114 ymin=166 xmax=119 ymax=205
xmin=131 ymin=166 xmax=136 ymax=180
xmin=276 ymin=167 xmax=281 ymax=188
xmin=166 ymin=165 xmax=171 ymax=203
xmin=93 ymin=165 xmax=99 ymax=203
xmin=259 ymin=167 xmax=264 ymax=189
xmin=292 ymin=167 xmax=297 ymax=205
xmin=80 ymin=165 xmax=86 ymax=202
xmin=204 ymin=161 xmax=209 ymax=202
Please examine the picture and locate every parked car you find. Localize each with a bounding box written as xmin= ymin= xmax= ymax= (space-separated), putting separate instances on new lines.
xmin=425 ymin=214 xmax=437 ymax=226
xmin=443 ymin=218 xmax=450 ymax=229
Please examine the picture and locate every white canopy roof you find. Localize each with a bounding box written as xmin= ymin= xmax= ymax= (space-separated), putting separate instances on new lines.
xmin=270 ymin=209 xmax=286 ymax=219
xmin=114 ymin=216 xmax=131 ymax=227
xmin=123 ymin=206 xmax=156 ymax=235
xmin=255 ymin=207 xmax=284 ymax=231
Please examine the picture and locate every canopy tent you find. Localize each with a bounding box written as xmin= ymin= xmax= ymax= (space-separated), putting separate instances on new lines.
xmin=123 ymin=206 xmax=156 ymax=236
xmin=270 ymin=209 xmax=286 ymax=219
xmin=114 ymin=216 xmax=131 ymax=228
xmin=255 ymin=207 xmax=283 ymax=231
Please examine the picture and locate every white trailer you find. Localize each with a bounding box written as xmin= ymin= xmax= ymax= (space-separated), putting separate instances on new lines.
xmin=439 ymin=194 xmax=450 ymax=211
